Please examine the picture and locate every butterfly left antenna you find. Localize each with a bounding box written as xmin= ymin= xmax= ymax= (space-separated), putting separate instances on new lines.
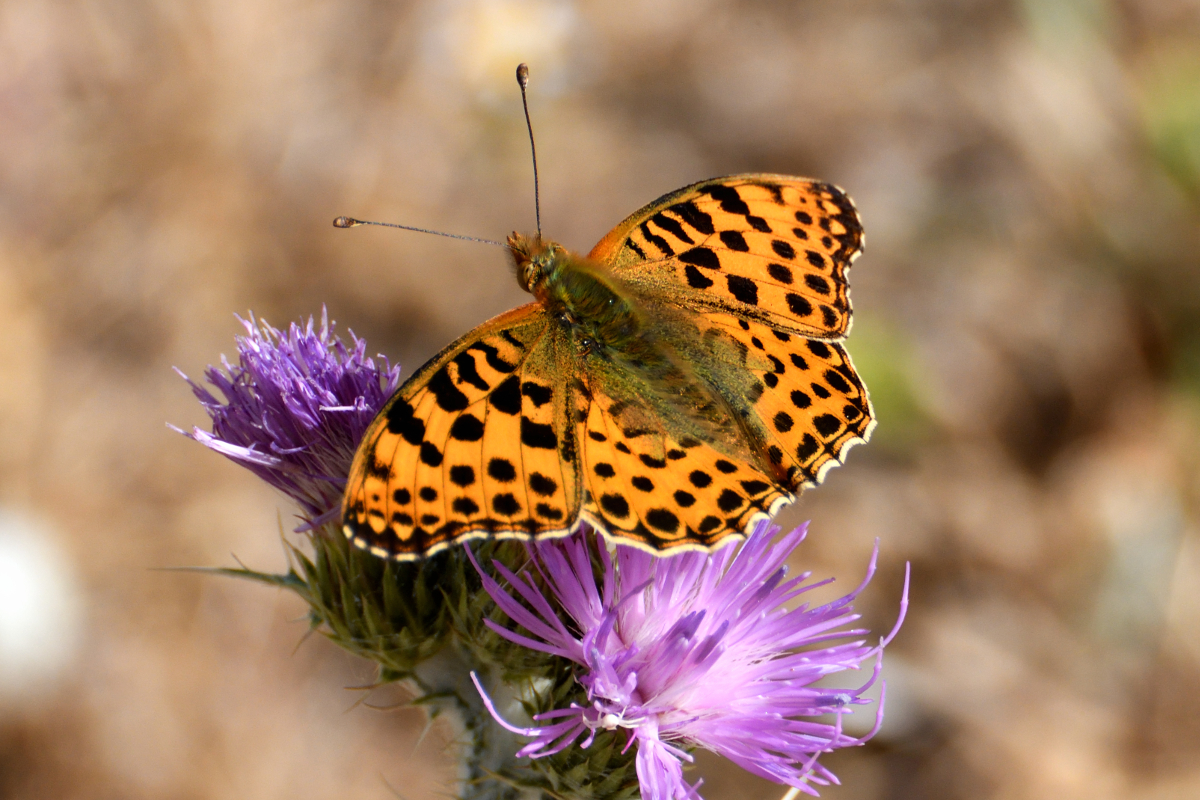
xmin=516 ymin=63 xmax=541 ymax=237
xmin=332 ymin=216 xmax=506 ymax=247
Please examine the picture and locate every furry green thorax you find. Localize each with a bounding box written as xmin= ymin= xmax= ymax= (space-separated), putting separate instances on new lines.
xmin=508 ymin=232 xmax=642 ymax=355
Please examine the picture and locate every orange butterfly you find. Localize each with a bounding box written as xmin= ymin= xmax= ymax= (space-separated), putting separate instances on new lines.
xmin=341 ymin=174 xmax=873 ymax=560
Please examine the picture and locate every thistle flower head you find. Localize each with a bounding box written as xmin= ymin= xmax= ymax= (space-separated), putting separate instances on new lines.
xmin=173 ymin=308 xmax=401 ymax=524
xmin=473 ymin=523 xmax=908 ymax=800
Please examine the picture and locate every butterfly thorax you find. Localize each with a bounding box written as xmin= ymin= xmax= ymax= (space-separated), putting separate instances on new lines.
xmin=508 ymin=232 xmax=643 ymax=353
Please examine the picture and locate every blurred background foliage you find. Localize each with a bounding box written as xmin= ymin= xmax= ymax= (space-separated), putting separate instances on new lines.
xmin=0 ymin=0 xmax=1198 ymax=798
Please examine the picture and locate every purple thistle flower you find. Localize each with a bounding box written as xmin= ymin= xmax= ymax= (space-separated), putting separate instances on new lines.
xmin=173 ymin=308 xmax=401 ymax=525
xmin=471 ymin=523 xmax=909 ymax=800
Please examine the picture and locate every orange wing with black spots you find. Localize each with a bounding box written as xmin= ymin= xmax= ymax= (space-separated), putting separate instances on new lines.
xmin=576 ymin=384 xmax=792 ymax=554
xmin=341 ymin=304 xmax=584 ymax=560
xmin=589 ymin=174 xmax=863 ymax=339
xmin=698 ymin=312 xmax=874 ymax=489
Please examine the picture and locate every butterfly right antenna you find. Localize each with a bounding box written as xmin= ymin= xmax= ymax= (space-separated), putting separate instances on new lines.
xmin=516 ymin=63 xmax=542 ymax=237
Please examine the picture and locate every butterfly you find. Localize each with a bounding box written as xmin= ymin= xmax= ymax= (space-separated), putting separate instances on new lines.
xmin=341 ymin=174 xmax=873 ymax=560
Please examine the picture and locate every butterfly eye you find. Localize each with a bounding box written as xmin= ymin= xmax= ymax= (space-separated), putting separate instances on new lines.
xmin=522 ymin=263 xmax=541 ymax=288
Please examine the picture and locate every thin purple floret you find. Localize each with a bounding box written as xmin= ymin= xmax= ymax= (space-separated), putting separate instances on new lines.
xmin=471 ymin=523 xmax=909 ymax=800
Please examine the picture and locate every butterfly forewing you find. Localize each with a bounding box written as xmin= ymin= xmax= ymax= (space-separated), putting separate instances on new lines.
xmin=589 ymin=175 xmax=863 ymax=339
xmin=700 ymin=313 xmax=875 ymax=488
xmin=342 ymin=305 xmax=582 ymax=560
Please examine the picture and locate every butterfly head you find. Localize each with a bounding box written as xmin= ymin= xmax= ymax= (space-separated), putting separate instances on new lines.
xmin=508 ymin=232 xmax=566 ymax=296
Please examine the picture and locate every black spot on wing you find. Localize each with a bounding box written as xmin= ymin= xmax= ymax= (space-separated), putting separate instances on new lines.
xmin=786 ymin=294 xmax=813 ymax=317
xmin=449 ymin=413 xmax=484 ymax=441
xmin=365 ymin=457 xmax=391 ymax=482
xmin=535 ymin=503 xmax=564 ymax=520
xmin=386 ymin=400 xmax=425 ymax=444
xmin=520 ymin=417 xmax=558 ymax=449
xmin=679 ymin=247 xmax=721 ymax=270
xmin=488 ymin=458 xmax=516 ymax=482
xmin=807 ymin=340 xmax=832 ymax=359
xmin=719 ymin=230 xmax=749 ymax=251
xmin=640 ymin=221 xmax=675 ymax=257
xmin=521 ymin=382 xmax=553 ymax=407
xmin=685 ymin=265 xmax=714 ymax=289
xmin=493 ymin=493 xmax=521 ymax=516
xmin=797 ymin=434 xmax=819 ymax=460
xmin=772 ymin=240 xmax=796 ymax=260
xmin=814 ymin=414 xmax=842 ymax=437
xmin=452 ymin=352 xmax=490 ymax=392
xmin=768 ymin=264 xmax=793 ymax=284
xmin=650 ymin=212 xmax=694 ymax=245
xmin=428 ymin=368 xmax=469 ymax=411
xmin=825 ymin=369 xmax=854 ymax=393
xmin=529 ymin=472 xmax=558 ymax=497
xmin=668 ymin=201 xmax=715 ymax=235
xmin=757 ymin=181 xmax=785 ymax=204
xmin=704 ymin=184 xmax=750 ymax=215
xmin=449 ymin=465 xmax=476 ymax=487
xmin=717 ymin=489 xmax=743 ymax=512
xmin=600 ymin=493 xmax=630 ymax=518
xmin=727 ymin=275 xmax=758 ymax=305
xmin=646 ymin=508 xmax=679 ymax=533
xmin=490 ymin=375 xmax=521 ymax=415
xmin=467 ymin=341 xmax=516 ymax=374
xmin=804 ymin=274 xmax=831 ymax=295
xmin=419 ymin=442 xmax=443 ymax=466
xmin=453 ymin=497 xmax=479 ymax=515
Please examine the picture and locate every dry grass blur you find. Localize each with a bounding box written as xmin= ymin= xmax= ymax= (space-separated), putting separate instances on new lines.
xmin=0 ymin=0 xmax=1198 ymax=798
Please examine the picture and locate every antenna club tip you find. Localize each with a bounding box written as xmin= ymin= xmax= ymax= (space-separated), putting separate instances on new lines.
xmin=516 ymin=63 xmax=529 ymax=88
xmin=333 ymin=216 xmax=360 ymax=228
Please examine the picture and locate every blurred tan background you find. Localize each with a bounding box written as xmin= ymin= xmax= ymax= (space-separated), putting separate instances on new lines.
xmin=1 ymin=0 xmax=1199 ymax=798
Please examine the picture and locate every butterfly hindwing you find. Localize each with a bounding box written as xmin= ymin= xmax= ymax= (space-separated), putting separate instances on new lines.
xmin=589 ymin=175 xmax=863 ymax=339
xmin=342 ymin=304 xmax=582 ymax=560
xmin=577 ymin=386 xmax=790 ymax=554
